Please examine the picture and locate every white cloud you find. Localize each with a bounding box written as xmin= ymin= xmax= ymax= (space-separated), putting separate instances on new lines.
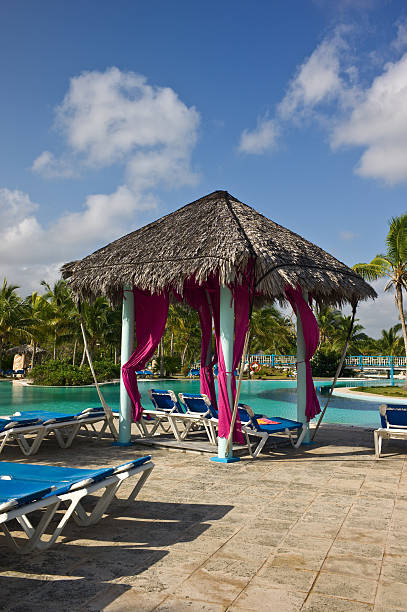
xmin=2 ymin=68 xmax=200 ymax=294
xmin=332 ymin=54 xmax=407 ymax=183
xmin=238 ymin=117 xmax=278 ymax=154
xmin=32 ymin=151 xmax=75 ymax=178
xmin=391 ymin=18 xmax=407 ymax=53
xmin=241 ymin=22 xmax=407 ymax=185
xmin=278 ymin=27 xmax=353 ymax=120
xmin=339 ymin=230 xmax=359 ymax=240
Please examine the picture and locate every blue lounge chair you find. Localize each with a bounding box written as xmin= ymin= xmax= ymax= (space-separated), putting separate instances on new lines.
xmin=239 ymin=404 xmax=307 ymax=457
xmin=374 ymin=404 xmax=407 ymax=458
xmin=178 ymin=393 xmax=218 ymax=444
xmin=0 ymin=417 xmax=45 ymax=456
xmin=145 ymin=389 xmax=185 ymax=438
xmin=188 ymin=368 xmax=200 ymax=378
xmin=1 ymin=408 xmax=107 ymax=455
xmin=0 ymin=455 xmax=154 ymax=553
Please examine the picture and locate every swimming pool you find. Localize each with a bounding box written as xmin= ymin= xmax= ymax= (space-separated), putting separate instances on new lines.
xmin=0 ymin=378 xmax=400 ymax=428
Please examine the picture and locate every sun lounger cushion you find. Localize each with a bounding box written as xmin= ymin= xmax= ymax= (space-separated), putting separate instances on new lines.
xmin=150 ymin=389 xmax=183 ymax=412
xmin=0 ymin=480 xmax=53 ymax=511
xmin=379 ymin=404 xmax=407 ymax=428
xmin=249 ymin=416 xmax=303 ymax=433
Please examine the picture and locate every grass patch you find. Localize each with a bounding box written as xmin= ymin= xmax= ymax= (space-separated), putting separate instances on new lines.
xmin=353 ymin=385 xmax=407 ymax=397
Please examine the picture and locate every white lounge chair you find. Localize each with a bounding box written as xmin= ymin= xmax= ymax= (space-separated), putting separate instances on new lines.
xmin=374 ymin=404 xmax=407 ymax=458
xmin=1 ymin=409 xmax=108 ymax=455
xmin=239 ymin=404 xmax=307 ymax=458
xmin=0 ymin=455 xmax=154 ymax=553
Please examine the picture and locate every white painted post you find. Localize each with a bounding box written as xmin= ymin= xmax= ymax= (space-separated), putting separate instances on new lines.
xmin=217 ymin=285 xmax=235 ymax=460
xmin=296 ymin=290 xmax=310 ymax=443
xmin=119 ymin=285 xmax=134 ymax=445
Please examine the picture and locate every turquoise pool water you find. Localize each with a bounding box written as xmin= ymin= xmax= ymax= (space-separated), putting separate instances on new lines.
xmin=0 ymin=378 xmax=400 ymax=428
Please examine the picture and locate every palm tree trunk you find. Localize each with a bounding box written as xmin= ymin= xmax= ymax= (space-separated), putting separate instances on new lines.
xmin=170 ymin=332 xmax=174 ymax=356
xmin=181 ymin=341 xmax=189 ymax=367
xmin=72 ymin=339 xmax=77 ymax=366
xmin=0 ymin=341 xmax=3 ymax=371
xmin=114 ymin=347 xmax=118 ymax=364
xmin=395 ymin=285 xmax=407 ymax=389
xmin=53 ymin=331 xmax=57 ymax=360
xmin=80 ymin=344 xmax=86 ymax=368
xmin=31 ymin=341 xmax=36 ymax=368
xmin=159 ymin=338 xmax=165 ymax=377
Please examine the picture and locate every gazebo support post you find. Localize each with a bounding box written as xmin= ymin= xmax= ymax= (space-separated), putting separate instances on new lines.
xmin=211 ymin=285 xmax=240 ymax=463
xmin=117 ymin=285 xmax=134 ymax=446
xmin=296 ymin=290 xmax=311 ymax=444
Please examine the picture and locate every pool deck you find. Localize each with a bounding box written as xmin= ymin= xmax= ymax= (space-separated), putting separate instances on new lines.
xmin=2 ymin=424 xmax=407 ymax=611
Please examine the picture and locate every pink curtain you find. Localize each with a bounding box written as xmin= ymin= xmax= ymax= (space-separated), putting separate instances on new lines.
xmin=208 ymin=282 xmax=245 ymax=444
xmin=184 ymin=287 xmax=218 ymax=409
xmin=285 ymin=285 xmax=321 ymax=421
xmin=230 ymin=284 xmax=250 ymax=404
xmin=122 ymin=288 xmax=169 ymax=421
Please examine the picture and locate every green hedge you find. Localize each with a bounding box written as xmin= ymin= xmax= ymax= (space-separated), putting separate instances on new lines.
xmin=311 ymin=349 xmax=341 ymax=378
xmin=30 ymin=360 xmax=120 ymax=386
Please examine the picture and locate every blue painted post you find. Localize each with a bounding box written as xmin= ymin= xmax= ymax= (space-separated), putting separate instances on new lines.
xmin=391 ymin=356 xmax=394 ymax=386
xmin=118 ymin=285 xmax=134 ymax=445
xmin=296 ymin=291 xmax=310 ymax=444
xmin=359 ymin=355 xmax=363 ymax=371
xmin=271 ymin=354 xmax=275 ymax=367
xmin=211 ymin=285 xmax=239 ymax=463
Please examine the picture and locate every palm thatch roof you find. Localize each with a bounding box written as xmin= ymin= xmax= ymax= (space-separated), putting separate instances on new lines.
xmin=7 ymin=344 xmax=46 ymax=355
xmin=62 ymin=190 xmax=376 ymax=307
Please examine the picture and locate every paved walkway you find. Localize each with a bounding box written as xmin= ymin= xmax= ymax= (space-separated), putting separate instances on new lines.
xmin=1 ymin=424 xmax=407 ymax=611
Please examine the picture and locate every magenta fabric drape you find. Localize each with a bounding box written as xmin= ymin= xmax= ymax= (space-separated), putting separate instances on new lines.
xmin=285 ymin=285 xmax=321 ymax=421
xmin=122 ymin=288 xmax=169 ymax=421
xmin=208 ymin=282 xmax=245 ymax=444
xmin=184 ymin=287 xmax=218 ymax=409
xmin=230 ymin=284 xmax=250 ymax=403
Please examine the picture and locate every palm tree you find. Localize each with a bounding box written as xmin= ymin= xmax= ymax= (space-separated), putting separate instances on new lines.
xmin=376 ymin=325 xmax=404 ymax=356
xmin=315 ymin=305 xmax=342 ymax=346
xmin=23 ymin=292 xmax=52 ymax=367
xmin=41 ymin=279 xmax=77 ymax=360
xmin=249 ymin=307 xmax=295 ymax=355
xmin=331 ymin=315 xmax=367 ymax=354
xmin=79 ymin=298 xmax=111 ymax=365
xmin=353 ymin=214 xmax=407 ymax=386
xmin=0 ymin=279 xmax=31 ymax=369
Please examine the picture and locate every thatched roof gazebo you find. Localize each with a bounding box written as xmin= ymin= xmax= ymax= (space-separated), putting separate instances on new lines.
xmin=62 ymin=191 xmax=375 ymax=307
xmin=6 ymin=344 xmax=46 ymax=355
xmin=62 ymin=191 xmax=376 ymax=459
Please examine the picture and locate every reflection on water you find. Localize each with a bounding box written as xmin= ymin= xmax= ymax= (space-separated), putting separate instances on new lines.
xmin=0 ymin=378 xmax=396 ymax=428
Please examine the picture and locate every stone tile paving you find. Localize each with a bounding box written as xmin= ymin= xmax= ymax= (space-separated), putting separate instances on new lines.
xmin=1 ymin=424 xmax=407 ymax=611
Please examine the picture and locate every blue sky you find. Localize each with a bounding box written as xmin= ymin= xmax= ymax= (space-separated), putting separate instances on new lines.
xmin=1 ymin=0 xmax=407 ymax=335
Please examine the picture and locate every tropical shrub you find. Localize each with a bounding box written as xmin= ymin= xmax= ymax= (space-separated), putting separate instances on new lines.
xmin=29 ymin=359 xmax=119 ymax=386
xmin=311 ymin=349 xmax=342 ymax=378
xmin=163 ymin=355 xmax=181 ymax=376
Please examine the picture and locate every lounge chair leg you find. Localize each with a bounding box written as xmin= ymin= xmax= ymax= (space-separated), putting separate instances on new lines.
xmin=167 ymin=416 xmax=182 ymax=441
xmin=244 ymin=431 xmax=254 ymax=458
xmin=15 ymin=430 xmax=47 ymax=456
xmin=127 ymin=465 xmax=154 ymax=501
xmin=2 ymin=501 xmax=62 ymax=553
xmin=252 ymin=434 xmax=268 ymax=458
xmin=374 ymin=430 xmax=381 ymax=458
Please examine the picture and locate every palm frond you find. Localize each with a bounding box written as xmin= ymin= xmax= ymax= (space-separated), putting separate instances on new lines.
xmin=352 ymin=262 xmax=386 ymax=282
xmin=386 ymin=214 xmax=407 ymax=265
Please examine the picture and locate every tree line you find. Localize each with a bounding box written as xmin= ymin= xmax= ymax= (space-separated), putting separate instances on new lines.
xmin=1 ymin=213 xmax=406 ymax=377
xmin=0 ymin=278 xmax=405 ymax=375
